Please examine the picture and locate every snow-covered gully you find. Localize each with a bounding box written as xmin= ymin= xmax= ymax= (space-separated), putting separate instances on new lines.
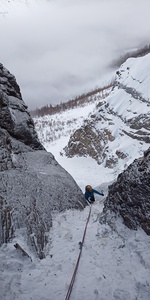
xmin=64 ymin=205 xmax=92 ymax=300
xmin=0 ymin=196 xmax=150 ymax=300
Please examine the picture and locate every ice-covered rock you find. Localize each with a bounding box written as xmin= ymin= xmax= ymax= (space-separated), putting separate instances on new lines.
xmin=103 ymin=148 xmax=150 ymax=235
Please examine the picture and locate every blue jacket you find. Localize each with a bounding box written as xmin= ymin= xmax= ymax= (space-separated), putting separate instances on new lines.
xmin=85 ymin=188 xmax=103 ymax=200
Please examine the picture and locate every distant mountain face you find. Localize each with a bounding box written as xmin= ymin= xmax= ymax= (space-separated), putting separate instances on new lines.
xmin=0 ymin=63 xmax=86 ymax=258
xmin=34 ymin=53 xmax=150 ymax=177
xmin=64 ymin=54 xmax=150 ymax=166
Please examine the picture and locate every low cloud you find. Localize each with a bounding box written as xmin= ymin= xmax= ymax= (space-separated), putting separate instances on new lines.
xmin=1 ymin=0 xmax=150 ymax=109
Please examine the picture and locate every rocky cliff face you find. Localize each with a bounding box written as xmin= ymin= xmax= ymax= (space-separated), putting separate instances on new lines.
xmin=0 ymin=64 xmax=86 ymax=258
xmin=63 ymin=54 xmax=150 ymax=169
xmin=0 ymin=63 xmax=44 ymax=172
xmin=102 ymin=148 xmax=150 ymax=235
xmin=64 ymin=120 xmax=115 ymax=165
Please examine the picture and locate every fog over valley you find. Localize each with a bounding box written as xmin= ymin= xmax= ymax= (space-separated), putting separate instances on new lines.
xmin=0 ymin=0 xmax=150 ymax=109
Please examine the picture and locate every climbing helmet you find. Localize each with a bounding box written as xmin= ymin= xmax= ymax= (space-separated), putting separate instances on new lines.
xmin=86 ymin=185 xmax=92 ymax=192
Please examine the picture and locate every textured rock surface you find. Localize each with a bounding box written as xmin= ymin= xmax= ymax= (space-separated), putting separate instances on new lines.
xmin=0 ymin=63 xmax=43 ymax=151
xmin=0 ymin=64 xmax=86 ymax=258
xmin=103 ymin=148 xmax=150 ymax=235
xmin=63 ymin=116 xmax=116 ymax=165
xmin=64 ymin=123 xmax=107 ymax=164
xmin=63 ymin=54 xmax=150 ymax=166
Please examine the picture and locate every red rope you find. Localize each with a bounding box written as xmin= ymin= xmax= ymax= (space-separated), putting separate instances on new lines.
xmin=64 ymin=205 xmax=92 ymax=300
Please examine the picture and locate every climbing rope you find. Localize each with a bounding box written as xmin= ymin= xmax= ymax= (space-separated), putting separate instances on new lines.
xmin=64 ymin=204 xmax=92 ymax=300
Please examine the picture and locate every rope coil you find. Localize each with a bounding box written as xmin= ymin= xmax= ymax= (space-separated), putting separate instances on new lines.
xmin=64 ymin=205 xmax=92 ymax=300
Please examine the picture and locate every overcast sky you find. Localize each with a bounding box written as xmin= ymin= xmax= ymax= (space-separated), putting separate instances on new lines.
xmin=0 ymin=0 xmax=150 ymax=110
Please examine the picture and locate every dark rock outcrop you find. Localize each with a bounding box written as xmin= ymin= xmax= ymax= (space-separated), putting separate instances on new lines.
xmin=64 ymin=121 xmax=115 ymax=165
xmin=0 ymin=64 xmax=86 ymax=258
xmin=103 ymin=148 xmax=150 ymax=235
xmin=64 ymin=123 xmax=106 ymax=163
xmin=0 ymin=63 xmax=43 ymax=151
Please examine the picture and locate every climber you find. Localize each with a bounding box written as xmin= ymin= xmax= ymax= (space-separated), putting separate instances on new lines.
xmin=85 ymin=185 xmax=104 ymax=204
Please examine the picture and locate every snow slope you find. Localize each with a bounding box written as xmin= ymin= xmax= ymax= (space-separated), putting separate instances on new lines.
xmin=0 ymin=185 xmax=150 ymax=300
xmin=34 ymin=101 xmax=106 ymax=191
